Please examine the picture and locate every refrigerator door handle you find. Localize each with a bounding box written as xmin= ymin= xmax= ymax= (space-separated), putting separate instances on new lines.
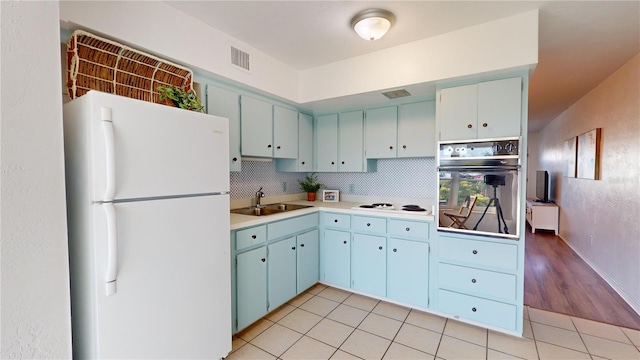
xmin=103 ymin=202 xmax=118 ymax=296
xmin=101 ymin=107 xmax=116 ymax=201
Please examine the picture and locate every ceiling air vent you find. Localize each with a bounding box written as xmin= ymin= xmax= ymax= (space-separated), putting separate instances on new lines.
xmin=231 ymin=46 xmax=250 ymax=72
xmin=382 ymin=89 xmax=411 ymax=99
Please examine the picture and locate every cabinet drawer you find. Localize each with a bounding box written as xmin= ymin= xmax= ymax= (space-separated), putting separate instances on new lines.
xmin=438 ymin=289 xmax=517 ymax=331
xmin=439 ymin=237 xmax=517 ymax=271
xmin=236 ymin=225 xmax=267 ymax=251
xmin=323 ymin=213 xmax=351 ymax=230
xmin=268 ymin=213 xmax=318 ymax=240
xmin=352 ymin=216 xmax=386 ymax=234
xmin=389 ymin=220 xmax=429 ymax=240
xmin=438 ymin=263 xmax=516 ymax=301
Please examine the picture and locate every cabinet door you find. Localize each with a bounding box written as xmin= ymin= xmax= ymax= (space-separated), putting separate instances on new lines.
xmin=477 ymin=77 xmax=521 ymax=139
xmin=297 ymin=229 xmax=319 ymax=293
xmin=241 ymin=96 xmax=273 ymax=157
xmin=438 ymin=84 xmax=478 ymax=141
xmin=338 ymin=110 xmax=364 ymax=172
xmin=206 ymin=85 xmax=241 ymax=171
xmin=236 ymin=246 xmax=267 ymax=331
xmin=322 ymin=229 xmax=350 ymax=288
xmin=298 ymin=113 xmax=314 ymax=172
xmin=316 ymin=114 xmax=338 ymax=172
xmin=273 ymin=106 xmax=298 ymax=159
xmin=387 ymin=238 xmax=429 ymax=307
xmin=352 ymin=234 xmax=386 ymax=297
xmin=398 ymin=101 xmax=436 ymax=157
xmin=365 ymin=106 xmax=397 ymax=159
xmin=268 ymin=237 xmax=297 ymax=311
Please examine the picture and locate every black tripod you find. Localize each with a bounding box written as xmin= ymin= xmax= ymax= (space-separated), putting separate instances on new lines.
xmin=473 ymin=176 xmax=509 ymax=234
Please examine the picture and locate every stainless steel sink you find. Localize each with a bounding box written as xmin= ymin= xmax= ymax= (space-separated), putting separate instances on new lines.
xmin=230 ymin=203 xmax=312 ymax=216
xmin=263 ymin=203 xmax=312 ymax=211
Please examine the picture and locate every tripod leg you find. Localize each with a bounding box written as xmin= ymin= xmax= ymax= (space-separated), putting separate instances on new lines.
xmin=472 ymin=199 xmax=494 ymax=230
xmin=494 ymin=198 xmax=509 ymax=234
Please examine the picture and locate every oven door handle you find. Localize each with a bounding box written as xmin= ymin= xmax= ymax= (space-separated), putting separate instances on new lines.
xmin=438 ymin=165 xmax=521 ymax=172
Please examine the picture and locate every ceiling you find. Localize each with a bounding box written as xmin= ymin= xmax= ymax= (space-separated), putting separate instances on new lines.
xmin=165 ymin=1 xmax=639 ymax=132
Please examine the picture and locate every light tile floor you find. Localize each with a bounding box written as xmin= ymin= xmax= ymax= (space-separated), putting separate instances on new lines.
xmin=227 ymin=284 xmax=640 ymax=360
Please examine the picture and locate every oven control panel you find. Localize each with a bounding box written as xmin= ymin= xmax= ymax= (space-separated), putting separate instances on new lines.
xmin=440 ymin=138 xmax=520 ymax=158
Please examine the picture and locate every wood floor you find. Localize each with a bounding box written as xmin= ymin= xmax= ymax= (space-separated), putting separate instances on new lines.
xmin=524 ymin=227 xmax=640 ymax=330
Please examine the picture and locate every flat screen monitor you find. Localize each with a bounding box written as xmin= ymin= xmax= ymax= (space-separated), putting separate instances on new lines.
xmin=536 ymin=170 xmax=549 ymax=203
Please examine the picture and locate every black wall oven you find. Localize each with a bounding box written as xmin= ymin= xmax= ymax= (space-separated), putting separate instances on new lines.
xmin=437 ymin=138 xmax=522 ymax=240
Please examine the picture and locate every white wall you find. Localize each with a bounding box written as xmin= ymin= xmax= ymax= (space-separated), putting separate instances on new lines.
xmin=534 ymin=54 xmax=640 ymax=313
xmin=299 ymin=11 xmax=539 ymax=104
xmin=1 ymin=1 xmax=73 ymax=358
xmin=58 ymin=0 xmax=300 ymax=102
xmin=59 ymin=2 xmax=538 ymax=107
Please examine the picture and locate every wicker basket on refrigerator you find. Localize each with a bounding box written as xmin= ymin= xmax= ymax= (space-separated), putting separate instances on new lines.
xmin=66 ymin=30 xmax=194 ymax=106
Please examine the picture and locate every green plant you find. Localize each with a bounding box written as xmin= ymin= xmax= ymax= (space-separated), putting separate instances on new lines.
xmin=298 ymin=173 xmax=324 ymax=193
xmin=156 ymin=85 xmax=204 ymax=112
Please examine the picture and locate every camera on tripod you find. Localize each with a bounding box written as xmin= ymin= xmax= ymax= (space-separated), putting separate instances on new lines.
xmin=484 ymin=174 xmax=505 ymax=187
xmin=473 ymin=174 xmax=509 ymax=234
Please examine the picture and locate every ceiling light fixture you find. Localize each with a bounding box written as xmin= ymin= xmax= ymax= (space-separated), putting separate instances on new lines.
xmin=350 ymin=9 xmax=395 ymax=41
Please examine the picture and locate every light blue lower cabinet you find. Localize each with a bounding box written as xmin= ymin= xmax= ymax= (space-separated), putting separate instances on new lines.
xmin=267 ymin=237 xmax=297 ymax=311
xmin=438 ymin=263 xmax=516 ymax=302
xmin=387 ymin=238 xmax=429 ymax=308
xmin=236 ymin=246 xmax=267 ymax=331
xmin=321 ymin=229 xmax=351 ymax=288
xmin=352 ymin=233 xmax=387 ymax=297
xmin=437 ymin=289 xmax=517 ymax=331
xmin=297 ymin=229 xmax=319 ymax=293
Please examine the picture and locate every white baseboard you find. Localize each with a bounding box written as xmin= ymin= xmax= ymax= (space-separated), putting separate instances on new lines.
xmin=557 ymin=235 xmax=640 ymax=318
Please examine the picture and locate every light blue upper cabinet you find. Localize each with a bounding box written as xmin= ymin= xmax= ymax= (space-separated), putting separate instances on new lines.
xmin=439 ymin=84 xmax=478 ymax=141
xmin=338 ymin=110 xmax=365 ymax=172
xmin=205 ymin=85 xmax=241 ymax=172
xmin=365 ymin=101 xmax=436 ymax=159
xmin=477 ymin=77 xmax=522 ymax=139
xmin=298 ymin=113 xmax=314 ymax=172
xmin=276 ymin=112 xmax=314 ymax=172
xmin=398 ymin=101 xmax=436 ymax=157
xmin=365 ymin=106 xmax=398 ymax=159
xmin=240 ymin=95 xmax=273 ymax=157
xmin=273 ymin=106 xmax=298 ymax=159
xmin=438 ymin=77 xmax=522 ymax=141
xmin=316 ymin=114 xmax=339 ymax=172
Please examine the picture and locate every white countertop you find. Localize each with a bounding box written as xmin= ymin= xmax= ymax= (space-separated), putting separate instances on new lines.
xmin=230 ymin=200 xmax=435 ymax=230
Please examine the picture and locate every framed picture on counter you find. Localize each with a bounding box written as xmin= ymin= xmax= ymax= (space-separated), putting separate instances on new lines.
xmin=322 ymin=190 xmax=339 ymax=202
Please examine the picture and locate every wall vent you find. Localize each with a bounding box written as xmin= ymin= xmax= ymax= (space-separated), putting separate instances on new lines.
xmin=231 ymin=46 xmax=250 ymax=72
xmin=382 ymin=89 xmax=411 ymax=99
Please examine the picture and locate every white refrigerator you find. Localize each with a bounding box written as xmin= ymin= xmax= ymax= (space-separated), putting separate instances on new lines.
xmin=63 ymin=91 xmax=231 ymax=359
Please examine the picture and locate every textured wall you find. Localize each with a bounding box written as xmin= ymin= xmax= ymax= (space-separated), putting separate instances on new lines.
xmin=230 ymin=158 xmax=437 ymax=200
xmin=1 ymin=1 xmax=73 ymax=358
xmin=536 ymin=54 xmax=640 ymax=312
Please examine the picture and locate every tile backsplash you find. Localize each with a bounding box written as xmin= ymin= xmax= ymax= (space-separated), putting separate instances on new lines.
xmin=230 ymin=158 xmax=437 ymax=200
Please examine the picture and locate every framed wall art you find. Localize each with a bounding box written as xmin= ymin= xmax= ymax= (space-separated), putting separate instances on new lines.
xmin=322 ymin=190 xmax=339 ymax=202
xmin=577 ymin=128 xmax=601 ymax=180
xmin=563 ymin=136 xmax=577 ymax=178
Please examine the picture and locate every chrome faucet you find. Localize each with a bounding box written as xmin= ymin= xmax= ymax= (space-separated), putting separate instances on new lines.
xmin=255 ymin=187 xmax=265 ymax=208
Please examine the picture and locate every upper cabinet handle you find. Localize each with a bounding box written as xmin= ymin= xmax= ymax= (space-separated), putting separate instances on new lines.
xmin=467 ymin=124 xmax=473 ymax=129
xmin=482 ymin=123 xmax=488 ymax=127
